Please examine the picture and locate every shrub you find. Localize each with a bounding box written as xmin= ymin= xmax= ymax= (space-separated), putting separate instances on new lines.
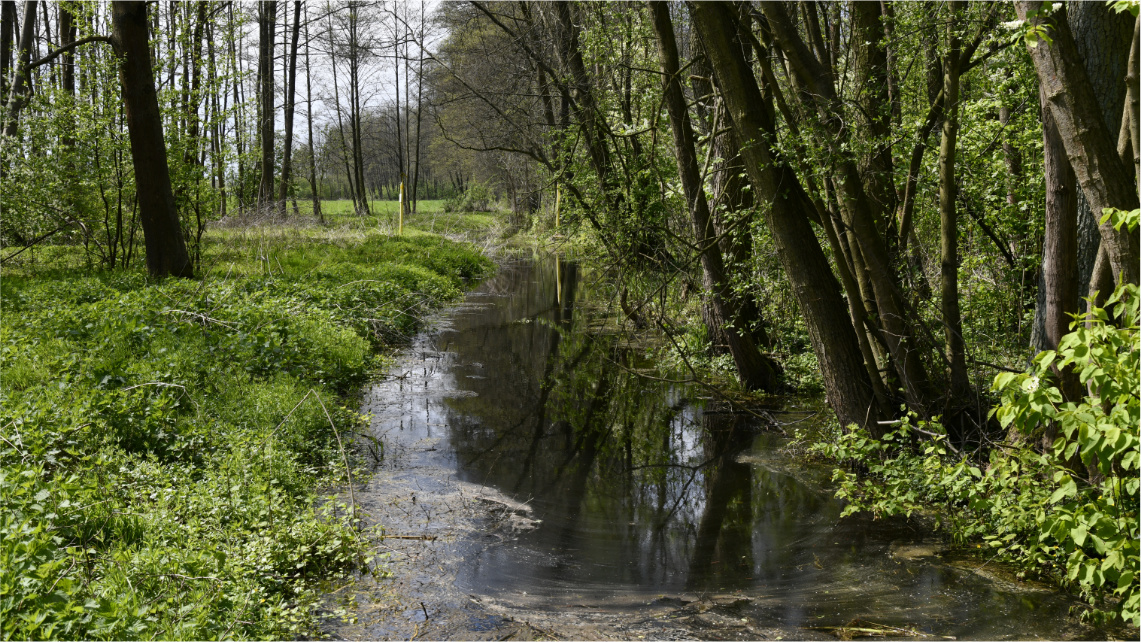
xmin=811 ymin=281 xmax=1139 ymax=627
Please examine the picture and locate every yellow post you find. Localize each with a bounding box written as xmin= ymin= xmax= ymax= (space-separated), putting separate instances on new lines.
xmin=554 ymin=183 xmax=561 ymax=229
xmin=398 ymin=180 xmax=405 ymax=235
xmin=556 ymin=255 xmax=562 ymax=305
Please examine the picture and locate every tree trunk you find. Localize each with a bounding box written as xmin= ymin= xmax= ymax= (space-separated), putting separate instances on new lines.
xmin=851 ymin=0 xmax=896 ymax=236
xmin=278 ymin=0 xmax=301 ymax=216
xmin=58 ymin=3 xmax=75 ymax=151
xmin=1038 ymin=85 xmax=1082 ymax=400
xmin=762 ymin=1 xmax=934 ymax=414
xmin=648 ymin=0 xmax=779 ymax=392
xmin=2 ymin=1 xmax=37 ymax=138
xmin=1018 ymin=1 xmax=1140 ymax=286
xmin=938 ymin=0 xmax=971 ymax=417
xmin=1 ymin=2 xmax=14 ymax=98
xmin=692 ymin=1 xmax=877 ymax=431
xmin=411 ymin=2 xmax=425 ymax=214
xmin=304 ymin=5 xmax=322 ymax=222
xmin=110 ymin=0 xmax=192 ymax=279
xmin=257 ymin=1 xmax=276 ymax=207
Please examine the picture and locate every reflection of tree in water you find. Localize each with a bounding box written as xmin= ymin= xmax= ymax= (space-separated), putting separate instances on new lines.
xmin=437 ymin=256 xmax=783 ymax=591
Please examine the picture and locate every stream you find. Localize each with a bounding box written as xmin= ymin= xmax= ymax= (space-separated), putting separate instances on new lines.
xmin=324 ymin=257 xmax=1107 ymax=641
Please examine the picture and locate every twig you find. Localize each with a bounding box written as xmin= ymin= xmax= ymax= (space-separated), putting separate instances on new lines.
xmin=312 ymin=390 xmax=360 ymax=527
xmin=163 ymin=308 xmax=237 ymax=329
xmin=121 ymin=382 xmax=201 ymax=416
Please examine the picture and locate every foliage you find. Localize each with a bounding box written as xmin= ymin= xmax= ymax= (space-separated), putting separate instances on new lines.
xmin=809 ymin=284 xmax=1139 ymax=627
xmin=444 ymin=181 xmax=497 ymax=213
xmin=0 ymin=229 xmax=492 ymax=639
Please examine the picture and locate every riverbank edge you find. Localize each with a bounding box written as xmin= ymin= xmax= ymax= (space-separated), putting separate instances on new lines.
xmin=0 ymin=220 xmax=496 ymax=639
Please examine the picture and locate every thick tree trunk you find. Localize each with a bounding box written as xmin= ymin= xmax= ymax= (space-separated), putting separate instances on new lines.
xmin=648 ymin=1 xmax=779 ymax=392
xmin=938 ymin=1 xmax=971 ymax=415
xmin=0 ymin=2 xmax=14 ymax=98
xmin=278 ymin=1 xmax=301 ymax=216
xmin=692 ymin=2 xmax=877 ymax=431
xmin=257 ymin=1 xmax=276 ymax=207
xmin=59 ymin=4 xmax=75 ymax=96
xmin=851 ymin=0 xmax=895 ymax=235
xmin=1039 ymin=88 xmax=1082 ymax=400
xmin=1018 ymin=1 xmax=1140 ymax=286
xmin=110 ymin=1 xmax=192 ymax=279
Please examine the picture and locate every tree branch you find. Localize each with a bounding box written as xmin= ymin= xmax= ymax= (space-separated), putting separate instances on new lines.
xmin=23 ymin=34 xmax=114 ymax=71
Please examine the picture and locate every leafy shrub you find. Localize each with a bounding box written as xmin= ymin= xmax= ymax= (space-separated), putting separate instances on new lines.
xmin=811 ymin=282 xmax=1139 ymax=627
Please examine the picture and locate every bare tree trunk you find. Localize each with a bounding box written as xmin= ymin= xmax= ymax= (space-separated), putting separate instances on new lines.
xmin=348 ymin=3 xmax=367 ymax=214
xmin=1039 ymin=88 xmax=1083 ymax=400
xmin=411 ymin=2 xmax=425 ymax=214
xmin=257 ymin=1 xmax=277 ymax=207
xmin=391 ymin=2 xmax=405 ymax=215
xmin=1018 ymin=1 xmax=1139 ymax=286
xmin=938 ymin=0 xmax=971 ymax=418
xmin=278 ymin=0 xmax=301 ymax=216
xmin=1 ymin=2 xmax=14 ymax=98
xmin=3 ymin=1 xmax=37 ymax=138
xmin=304 ymin=4 xmax=321 ymax=222
xmin=110 ymin=0 xmax=192 ymax=278
xmin=57 ymin=2 xmax=75 ymax=151
xmin=852 ymin=0 xmax=896 ymax=236
xmin=648 ymin=0 xmax=779 ymax=392
xmin=327 ymin=11 xmax=356 ymax=208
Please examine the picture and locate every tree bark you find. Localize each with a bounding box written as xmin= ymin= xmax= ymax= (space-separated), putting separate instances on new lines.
xmin=1018 ymin=1 xmax=1140 ymax=286
xmin=1038 ymin=85 xmax=1082 ymax=399
xmin=304 ymin=4 xmax=322 ymax=222
xmin=648 ymin=0 xmax=779 ymax=392
xmin=851 ymin=0 xmax=895 ymax=235
xmin=938 ymin=0 xmax=971 ymax=415
xmin=110 ymin=1 xmax=192 ymax=279
xmin=0 ymin=1 xmax=14 ymax=99
xmin=278 ymin=0 xmax=301 ymax=215
xmin=2 ymin=1 xmax=37 ymax=138
xmin=761 ymin=1 xmax=934 ymax=414
xmin=257 ymin=1 xmax=277 ymax=207
xmin=692 ymin=2 xmax=876 ymax=430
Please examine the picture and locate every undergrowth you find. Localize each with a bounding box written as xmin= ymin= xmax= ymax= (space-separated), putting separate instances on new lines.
xmin=1 ymin=231 xmax=493 ymax=639
xmin=802 ymin=280 xmax=1139 ymax=629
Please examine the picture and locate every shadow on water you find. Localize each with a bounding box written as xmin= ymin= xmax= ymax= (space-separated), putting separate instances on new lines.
xmin=354 ymin=256 xmax=1106 ymax=640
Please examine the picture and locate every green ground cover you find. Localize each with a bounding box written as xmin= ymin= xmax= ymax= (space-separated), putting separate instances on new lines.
xmin=0 ymin=217 xmax=494 ymax=639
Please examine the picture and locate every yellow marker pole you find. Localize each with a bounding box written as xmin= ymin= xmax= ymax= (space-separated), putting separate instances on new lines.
xmin=398 ymin=180 xmax=405 ymax=235
xmin=554 ymin=184 xmax=561 ymax=229
xmin=556 ymin=255 xmax=562 ymax=305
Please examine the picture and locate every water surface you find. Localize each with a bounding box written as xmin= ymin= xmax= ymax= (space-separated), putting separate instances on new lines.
xmin=358 ymin=257 xmax=1100 ymax=640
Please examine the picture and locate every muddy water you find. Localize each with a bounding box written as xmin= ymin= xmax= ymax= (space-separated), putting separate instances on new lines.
xmin=332 ymin=257 xmax=1103 ymax=641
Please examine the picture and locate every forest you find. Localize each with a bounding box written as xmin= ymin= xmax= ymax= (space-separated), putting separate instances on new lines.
xmin=0 ymin=0 xmax=1138 ymax=639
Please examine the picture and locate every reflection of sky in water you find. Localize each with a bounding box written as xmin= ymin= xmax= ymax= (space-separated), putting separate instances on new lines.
xmin=362 ymin=258 xmax=1103 ymax=640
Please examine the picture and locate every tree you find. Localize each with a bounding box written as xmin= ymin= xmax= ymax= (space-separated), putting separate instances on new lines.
xmin=111 ymin=0 xmax=192 ymax=278
xmin=257 ymin=1 xmax=276 ymax=206
xmin=278 ymin=0 xmax=302 ymax=216
xmin=647 ymin=1 xmax=778 ymax=392
xmin=2 ymin=1 xmax=37 ymax=138
xmin=690 ymin=2 xmax=877 ymax=429
xmin=1018 ymin=1 xmax=1140 ymax=287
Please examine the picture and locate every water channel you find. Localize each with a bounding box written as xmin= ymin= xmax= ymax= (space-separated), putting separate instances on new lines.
xmin=330 ymin=257 xmax=1106 ymax=640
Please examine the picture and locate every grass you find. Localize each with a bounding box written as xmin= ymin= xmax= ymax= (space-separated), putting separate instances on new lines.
xmin=0 ymin=212 xmax=496 ymax=639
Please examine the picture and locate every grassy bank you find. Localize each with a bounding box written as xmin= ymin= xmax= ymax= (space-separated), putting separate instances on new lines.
xmin=0 ymin=217 xmax=494 ymax=639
